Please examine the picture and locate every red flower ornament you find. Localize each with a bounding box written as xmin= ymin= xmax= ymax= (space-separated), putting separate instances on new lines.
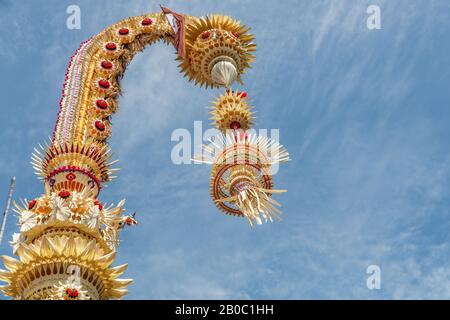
xmin=96 ymin=99 xmax=108 ymax=110
xmin=101 ymin=61 xmax=113 ymax=69
xmin=65 ymin=288 xmax=79 ymax=299
xmin=141 ymin=18 xmax=153 ymax=26
xmin=59 ymin=190 xmax=71 ymax=199
xmin=95 ymin=121 xmax=106 ymax=131
xmin=105 ymin=42 xmax=117 ymax=51
xmin=98 ymin=79 xmax=110 ymax=89
xmin=118 ymin=28 xmax=129 ymax=35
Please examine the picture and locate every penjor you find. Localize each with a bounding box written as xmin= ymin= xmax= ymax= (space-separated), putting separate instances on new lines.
xmin=0 ymin=7 xmax=289 ymax=300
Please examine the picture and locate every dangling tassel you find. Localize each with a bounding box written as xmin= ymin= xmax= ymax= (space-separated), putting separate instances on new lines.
xmin=216 ymin=187 xmax=286 ymax=226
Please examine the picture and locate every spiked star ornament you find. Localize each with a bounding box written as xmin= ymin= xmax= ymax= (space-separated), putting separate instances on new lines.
xmin=178 ymin=15 xmax=256 ymax=88
xmin=210 ymin=89 xmax=254 ymax=132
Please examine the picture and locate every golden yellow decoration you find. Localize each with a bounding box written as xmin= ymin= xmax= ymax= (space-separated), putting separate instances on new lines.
xmin=210 ymin=89 xmax=254 ymax=132
xmin=0 ymin=7 xmax=289 ymax=301
xmin=194 ymin=132 xmax=290 ymax=226
xmin=178 ymin=15 xmax=256 ymax=88
xmin=0 ymin=235 xmax=131 ymax=299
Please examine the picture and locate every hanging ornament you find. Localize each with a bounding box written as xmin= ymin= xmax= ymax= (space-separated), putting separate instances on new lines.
xmin=194 ymin=132 xmax=290 ymax=226
xmin=178 ymin=15 xmax=256 ymax=88
xmin=210 ymin=89 xmax=254 ymax=132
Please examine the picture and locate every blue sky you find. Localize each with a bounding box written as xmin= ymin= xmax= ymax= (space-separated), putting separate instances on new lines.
xmin=1 ymin=0 xmax=450 ymax=299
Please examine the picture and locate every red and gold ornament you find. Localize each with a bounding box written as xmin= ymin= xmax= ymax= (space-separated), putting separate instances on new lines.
xmin=141 ymin=18 xmax=153 ymax=26
xmin=105 ymin=42 xmax=117 ymax=51
xmin=58 ymin=190 xmax=71 ymax=199
xmin=95 ymin=120 xmax=106 ymax=131
xmin=118 ymin=28 xmax=129 ymax=35
xmin=98 ymin=79 xmax=110 ymax=89
xmin=65 ymin=172 xmax=76 ymax=181
xmin=101 ymin=61 xmax=113 ymax=69
xmin=96 ymin=99 xmax=108 ymax=110
xmin=65 ymin=288 xmax=79 ymax=299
